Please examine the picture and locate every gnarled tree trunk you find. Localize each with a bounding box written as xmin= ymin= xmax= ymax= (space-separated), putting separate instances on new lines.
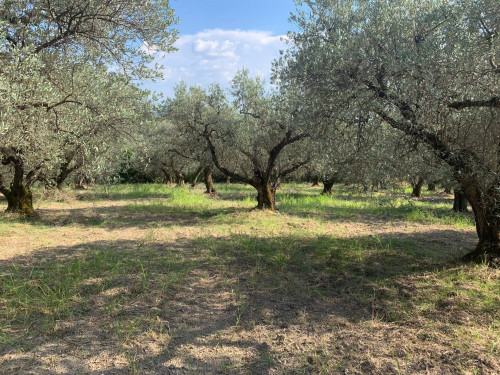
xmin=191 ymin=167 xmax=203 ymax=188
xmin=255 ymin=183 xmax=276 ymax=211
xmin=0 ymin=152 xmax=43 ymax=216
xmin=461 ymin=178 xmax=500 ymax=262
xmin=453 ymin=189 xmax=468 ymax=212
xmin=203 ymin=165 xmax=216 ymax=194
xmin=4 ymin=185 xmax=35 ymax=216
xmin=322 ymin=179 xmax=335 ymax=195
xmin=56 ymin=151 xmax=82 ymax=190
xmin=322 ymin=173 xmax=339 ymax=195
xmin=160 ymin=167 xmax=172 ymax=184
xmin=411 ymin=177 xmax=425 ymax=198
xmin=56 ymin=164 xmax=81 ymax=190
xmin=175 ymin=172 xmax=185 ymax=187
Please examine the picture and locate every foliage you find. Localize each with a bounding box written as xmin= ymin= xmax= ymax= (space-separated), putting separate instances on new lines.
xmin=0 ymin=0 xmax=178 ymax=212
xmin=281 ymin=0 xmax=500 ymax=258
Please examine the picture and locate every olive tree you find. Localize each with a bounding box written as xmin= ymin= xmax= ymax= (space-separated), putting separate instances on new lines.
xmin=165 ymin=71 xmax=311 ymax=210
xmin=45 ymin=64 xmax=154 ymax=189
xmin=0 ymin=0 xmax=177 ymax=214
xmin=282 ymin=0 xmax=500 ymax=261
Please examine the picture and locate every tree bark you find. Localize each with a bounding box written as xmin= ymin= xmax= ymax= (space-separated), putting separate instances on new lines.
xmin=460 ymin=179 xmax=500 ymax=262
xmin=56 ymin=152 xmax=81 ymax=190
xmin=322 ymin=179 xmax=335 ymax=195
xmin=311 ymin=175 xmax=320 ymax=187
xmin=191 ymin=167 xmax=203 ymax=188
xmin=0 ymin=153 xmax=39 ymax=216
xmin=428 ymin=182 xmax=436 ymax=191
xmin=411 ymin=177 xmax=425 ymax=198
xmin=225 ymin=175 xmax=231 ymax=185
xmin=56 ymin=171 xmax=70 ymax=190
xmin=4 ymin=185 xmax=35 ymax=216
xmin=203 ymin=165 xmax=216 ymax=194
xmin=255 ymin=183 xmax=276 ymax=211
xmin=160 ymin=168 xmax=172 ymax=184
xmin=175 ymin=172 xmax=184 ymax=187
xmin=453 ymin=189 xmax=468 ymax=212
xmin=56 ymin=164 xmax=80 ymax=190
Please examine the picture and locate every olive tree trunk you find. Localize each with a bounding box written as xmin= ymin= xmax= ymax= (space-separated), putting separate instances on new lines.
xmin=460 ymin=179 xmax=500 ymax=262
xmin=321 ymin=174 xmax=339 ymax=195
xmin=160 ymin=167 xmax=172 ymax=184
xmin=255 ymin=183 xmax=276 ymax=211
xmin=190 ymin=167 xmax=203 ymax=188
xmin=175 ymin=172 xmax=185 ymax=187
xmin=411 ymin=177 xmax=425 ymax=198
xmin=453 ymin=189 xmax=468 ymax=212
xmin=4 ymin=185 xmax=35 ymax=216
xmin=203 ymin=165 xmax=216 ymax=194
xmin=55 ymin=151 xmax=82 ymax=190
xmin=322 ymin=179 xmax=335 ymax=195
xmin=0 ymin=153 xmax=43 ymax=216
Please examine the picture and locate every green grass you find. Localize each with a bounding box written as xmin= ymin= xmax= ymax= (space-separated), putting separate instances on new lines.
xmin=278 ymin=186 xmax=474 ymax=227
xmin=124 ymin=187 xmax=253 ymax=215
xmin=0 ymin=246 xmax=190 ymax=344
xmin=0 ymin=183 xmax=497 ymax=374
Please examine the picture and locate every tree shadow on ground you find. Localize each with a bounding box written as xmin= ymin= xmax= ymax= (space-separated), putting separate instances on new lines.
xmin=72 ymin=185 xmax=181 ymax=201
xmin=0 ymin=184 xmax=468 ymax=231
xmin=1 ymin=227 xmax=493 ymax=375
xmin=0 ymin=203 xmax=243 ymax=230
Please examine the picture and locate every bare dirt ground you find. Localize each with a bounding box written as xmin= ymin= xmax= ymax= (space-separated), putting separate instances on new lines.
xmin=0 ymin=187 xmax=498 ymax=375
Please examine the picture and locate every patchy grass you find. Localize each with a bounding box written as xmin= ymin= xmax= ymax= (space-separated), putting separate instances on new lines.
xmin=279 ymin=184 xmax=474 ymax=227
xmin=0 ymin=183 xmax=497 ymax=374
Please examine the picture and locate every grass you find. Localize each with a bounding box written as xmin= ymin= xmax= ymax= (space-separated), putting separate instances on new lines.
xmin=279 ymin=184 xmax=474 ymax=227
xmin=0 ymin=246 xmax=191 ymax=345
xmin=0 ymin=183 xmax=497 ymax=374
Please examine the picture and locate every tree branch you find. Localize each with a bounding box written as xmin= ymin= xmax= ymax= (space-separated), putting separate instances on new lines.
xmin=448 ymin=97 xmax=500 ymax=110
xmin=1 ymin=153 xmax=24 ymax=188
xmin=265 ymin=131 xmax=309 ymax=179
xmin=25 ymin=163 xmax=46 ymax=188
xmin=278 ymin=158 xmax=311 ymax=179
xmin=204 ymin=134 xmax=254 ymax=185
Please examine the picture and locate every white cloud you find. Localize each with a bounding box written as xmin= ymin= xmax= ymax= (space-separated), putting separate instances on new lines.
xmin=140 ymin=41 xmax=159 ymax=55
xmin=142 ymin=29 xmax=286 ymax=96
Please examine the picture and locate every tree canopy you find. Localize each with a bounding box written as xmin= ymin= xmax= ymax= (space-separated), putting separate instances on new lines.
xmin=0 ymin=0 xmax=178 ymax=214
xmin=278 ymin=0 xmax=499 ymax=260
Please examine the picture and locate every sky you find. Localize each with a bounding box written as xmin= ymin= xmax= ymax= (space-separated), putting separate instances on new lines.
xmin=141 ymin=0 xmax=298 ymax=97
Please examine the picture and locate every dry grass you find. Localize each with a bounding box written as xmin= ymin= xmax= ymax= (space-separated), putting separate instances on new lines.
xmin=0 ymin=184 xmax=498 ymax=375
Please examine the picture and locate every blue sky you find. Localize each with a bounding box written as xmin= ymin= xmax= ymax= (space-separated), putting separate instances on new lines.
xmin=171 ymin=0 xmax=296 ymax=35
xmin=142 ymin=0 xmax=298 ymax=97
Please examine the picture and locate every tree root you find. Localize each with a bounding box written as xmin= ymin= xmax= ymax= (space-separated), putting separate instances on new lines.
xmin=462 ymin=249 xmax=500 ymax=267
